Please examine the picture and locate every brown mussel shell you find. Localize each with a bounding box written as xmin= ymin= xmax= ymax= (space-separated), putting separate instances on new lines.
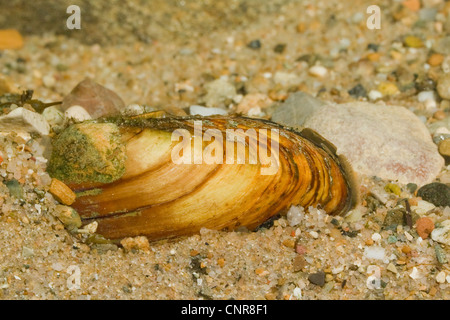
xmin=47 ymin=114 xmax=357 ymax=241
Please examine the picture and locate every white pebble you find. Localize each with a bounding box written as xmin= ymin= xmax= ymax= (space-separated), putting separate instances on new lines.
xmin=368 ymin=90 xmax=383 ymax=101
xmin=42 ymin=106 xmax=64 ymax=126
xmin=43 ymin=75 xmax=56 ymax=88
xmin=371 ymin=233 xmax=382 ymax=242
xmin=308 ymin=65 xmax=328 ymax=78
xmin=286 ymin=206 xmax=304 ymax=227
xmin=189 ymin=105 xmax=228 ymax=116
xmin=292 ymin=287 xmax=302 ymax=300
xmin=64 ymin=105 xmax=92 ymax=123
xmin=436 ymin=271 xmax=446 ymax=283
xmin=122 ymin=104 xmax=145 ymax=116
xmin=418 ymin=90 xmax=435 ymax=102
xmin=409 ymin=267 xmax=421 ymax=280
xmin=363 ymin=246 xmax=386 ymax=261
xmin=309 ymin=230 xmax=319 ymax=239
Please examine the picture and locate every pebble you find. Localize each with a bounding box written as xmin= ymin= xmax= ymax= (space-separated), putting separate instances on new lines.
xmin=368 ymin=90 xmax=383 ymax=100
xmin=308 ymin=65 xmax=328 ymax=78
xmin=5 ymin=179 xmax=24 ymax=200
xmin=273 ymin=71 xmax=301 ymax=87
xmin=348 ymin=84 xmax=367 ymax=98
xmin=436 ymin=271 xmax=447 ymax=284
xmin=427 ymin=53 xmax=444 ymax=66
xmin=22 ymin=246 xmax=34 ymax=259
xmin=409 ymin=267 xmax=422 ymax=280
xmin=204 ymin=78 xmax=237 ymax=108
xmin=120 ymin=236 xmax=151 ymax=252
xmin=42 ymin=75 xmax=56 ymax=88
xmin=236 ymin=93 xmax=272 ymax=114
xmin=417 ymin=182 xmax=450 ymax=207
xmin=387 ymin=263 xmax=398 ymax=274
xmin=439 ymin=138 xmax=450 ymax=157
xmin=42 ymin=106 xmax=64 ymax=126
xmin=417 ymin=90 xmax=435 ymax=102
xmin=0 ymin=107 xmax=50 ymax=136
xmin=49 ymin=178 xmax=76 ymax=206
xmin=308 ymin=270 xmax=325 ymax=287
xmin=0 ymin=29 xmax=24 ymax=50
xmin=434 ymin=244 xmax=448 ymax=264
xmin=189 ymin=105 xmax=228 ymax=116
xmin=411 ymin=200 xmax=436 ymax=215
xmin=286 ymin=205 xmax=304 ymax=227
xmin=404 ymin=35 xmax=424 ymax=48
xmin=437 ymin=74 xmax=450 ymax=100
xmin=415 ymin=217 xmax=434 ymax=239
xmin=52 ymin=205 xmax=82 ymax=229
xmin=64 ymin=105 xmax=92 ymax=123
xmin=61 ymin=78 xmax=125 ymax=118
xmin=275 ymin=100 xmax=444 ymax=185
xmin=377 ymin=82 xmax=399 ymax=96
xmin=271 ymin=92 xmax=325 ymax=127
xmin=431 ymin=220 xmax=450 ymax=246
xmin=247 ymin=39 xmax=261 ymax=50
xmin=121 ymin=104 xmax=145 ymax=116
xmin=293 ymin=255 xmax=307 ymax=272
xmin=419 ymin=7 xmax=437 ymax=21
xmin=363 ymin=246 xmax=386 ymax=261
xmin=371 ymin=233 xmax=382 ymax=242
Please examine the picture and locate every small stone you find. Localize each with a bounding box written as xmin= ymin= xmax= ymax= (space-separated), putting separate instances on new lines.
xmin=247 ymin=39 xmax=261 ymax=49
xmin=295 ymin=244 xmax=307 ymax=255
xmin=348 ymin=84 xmax=367 ymax=98
xmin=434 ymin=110 xmax=446 ymax=121
xmin=387 ymin=263 xmax=398 ymax=274
xmin=437 ymin=74 xmax=450 ymax=100
xmin=49 ymin=178 xmax=76 ymax=205
xmin=189 ymin=105 xmax=228 ymax=116
xmin=120 ymin=236 xmax=150 ymax=252
xmin=0 ymin=29 xmax=24 ymax=50
xmin=42 ymin=106 xmax=64 ymax=126
xmin=387 ymin=235 xmax=398 ymax=243
xmin=404 ymin=35 xmax=424 ymax=48
xmin=428 ymin=53 xmax=444 ymax=67
xmin=64 ymin=105 xmax=92 ymax=123
xmin=273 ymin=43 xmax=286 ymax=54
xmin=309 ymin=231 xmax=319 ymax=239
xmin=436 ymin=271 xmax=446 ymax=283
xmin=42 ymin=75 xmax=56 ymax=88
xmin=434 ymin=244 xmax=448 ymax=264
xmin=417 ymin=183 xmax=450 ymax=207
xmin=406 ymin=183 xmax=418 ymax=193
xmin=236 ymin=93 xmax=273 ymax=114
xmin=53 ymin=204 xmax=82 ymax=229
xmin=61 ymin=78 xmax=125 ymax=118
xmin=273 ymin=71 xmax=301 ymax=87
xmin=438 ymin=139 xmax=450 ymax=157
xmin=0 ymin=107 xmax=50 ymax=135
xmin=271 ymin=92 xmax=325 ymax=128
xmin=371 ymin=233 xmax=382 ymax=242
xmin=204 ymin=78 xmax=237 ymax=108
xmin=363 ymin=246 xmax=386 ymax=260
xmin=415 ymin=217 xmax=435 ymax=239
xmin=293 ymin=255 xmax=307 ymax=272
xmin=286 ymin=206 xmax=304 ymax=227
xmin=121 ymin=104 xmax=145 ymax=116
xmin=308 ymin=270 xmax=325 ymax=287
xmin=5 ymin=179 xmax=24 ymax=200
xmin=368 ymin=90 xmax=383 ymax=100
xmin=377 ymin=82 xmax=399 ymax=96
xmin=431 ymin=220 xmax=450 ymax=246
xmin=419 ymin=7 xmax=437 ymax=21
xmin=384 ymin=183 xmax=402 ymax=196
xmin=402 ymin=0 xmax=420 ymax=11
xmin=409 ymin=267 xmax=421 ymax=279
xmin=308 ymin=65 xmax=328 ymax=78
xmin=411 ymin=199 xmax=436 ymax=215
xmin=22 ymin=246 xmax=34 ymax=259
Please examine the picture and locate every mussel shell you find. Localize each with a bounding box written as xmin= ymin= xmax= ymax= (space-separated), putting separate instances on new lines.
xmin=48 ymin=115 xmax=356 ymax=240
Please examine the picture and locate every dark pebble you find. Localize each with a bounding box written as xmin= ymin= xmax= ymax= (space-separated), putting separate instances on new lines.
xmin=308 ymin=270 xmax=325 ymax=287
xmin=273 ymin=43 xmax=286 ymax=54
xmin=5 ymin=179 xmax=24 ymax=200
xmin=417 ymin=182 xmax=450 ymax=207
xmin=247 ymin=39 xmax=261 ymax=49
xmin=348 ymin=84 xmax=367 ymax=98
xmin=406 ymin=183 xmax=418 ymax=193
xmin=367 ymin=43 xmax=379 ymax=52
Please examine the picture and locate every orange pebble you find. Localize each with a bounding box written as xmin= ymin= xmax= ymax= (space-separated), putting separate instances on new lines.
xmin=416 ymin=217 xmax=435 ymax=239
xmin=428 ymin=53 xmax=444 ymax=67
xmin=402 ymin=0 xmax=420 ymax=11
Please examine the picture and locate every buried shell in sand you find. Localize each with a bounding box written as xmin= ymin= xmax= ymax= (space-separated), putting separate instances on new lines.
xmin=46 ymin=112 xmax=358 ymax=241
